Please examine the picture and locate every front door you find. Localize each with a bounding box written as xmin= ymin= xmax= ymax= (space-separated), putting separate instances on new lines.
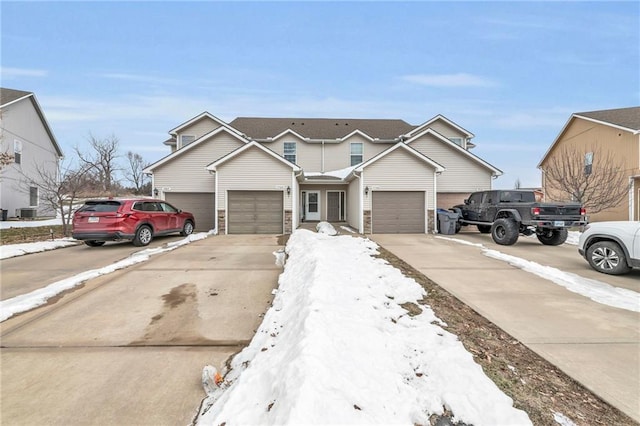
xmin=305 ymin=191 xmax=321 ymax=221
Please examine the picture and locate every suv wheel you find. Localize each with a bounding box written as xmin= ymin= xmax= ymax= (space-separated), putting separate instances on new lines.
xmin=181 ymin=220 xmax=194 ymax=236
xmin=537 ymin=229 xmax=568 ymax=246
xmin=586 ymin=241 xmax=631 ymax=275
xmin=133 ymin=225 xmax=153 ymax=247
xmin=85 ymin=240 xmax=106 ymax=247
xmin=491 ymin=218 xmax=519 ymax=245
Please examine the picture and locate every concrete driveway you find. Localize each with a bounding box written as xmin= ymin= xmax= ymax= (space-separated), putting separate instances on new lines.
xmin=371 ymin=231 xmax=640 ymax=422
xmin=1 ymin=234 xmax=283 ymax=425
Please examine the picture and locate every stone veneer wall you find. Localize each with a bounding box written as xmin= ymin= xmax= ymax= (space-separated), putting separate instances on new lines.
xmin=363 ymin=210 xmax=372 ymax=234
xmin=427 ymin=210 xmax=435 ymax=233
xmin=284 ymin=210 xmax=292 ymax=234
xmin=217 ymin=210 xmax=226 ymax=234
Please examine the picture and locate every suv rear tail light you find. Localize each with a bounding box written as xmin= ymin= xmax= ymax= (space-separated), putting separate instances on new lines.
xmin=115 ymin=212 xmax=131 ymax=218
xmin=531 ymin=207 xmax=540 ymax=216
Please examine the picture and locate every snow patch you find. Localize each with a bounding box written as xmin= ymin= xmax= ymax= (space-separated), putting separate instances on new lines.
xmin=315 ymin=221 xmax=337 ymax=235
xmin=0 ymin=238 xmax=79 ymax=259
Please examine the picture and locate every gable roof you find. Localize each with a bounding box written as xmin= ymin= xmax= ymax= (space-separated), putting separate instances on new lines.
xmin=574 ymin=107 xmax=640 ymax=133
xmin=169 ymin=111 xmax=243 ymax=137
xmin=407 ymin=114 xmax=475 ymax=139
xmin=538 ymin=106 xmax=640 ymax=168
xmin=144 ymin=126 xmax=249 ymax=173
xmin=206 ymin=140 xmax=301 ymax=172
xmin=0 ymin=87 xmax=63 ymax=157
xmin=229 ymin=117 xmax=415 ymax=140
xmin=354 ymin=141 xmax=445 ymax=173
xmin=405 ymin=128 xmax=502 ymax=176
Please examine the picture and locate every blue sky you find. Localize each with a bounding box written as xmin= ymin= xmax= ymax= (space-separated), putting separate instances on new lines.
xmin=2 ymin=1 xmax=638 ymax=188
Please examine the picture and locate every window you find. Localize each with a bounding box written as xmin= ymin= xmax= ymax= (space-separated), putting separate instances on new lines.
xmin=350 ymin=143 xmax=363 ymax=166
xmin=29 ymin=187 xmax=38 ymax=206
xmin=584 ymin=152 xmax=594 ymax=176
xmin=14 ymin=140 xmax=22 ymax=164
xmin=180 ymin=135 xmax=195 ymax=148
xmin=284 ymin=142 xmax=296 ymax=163
xmin=448 ymin=137 xmax=464 ymax=147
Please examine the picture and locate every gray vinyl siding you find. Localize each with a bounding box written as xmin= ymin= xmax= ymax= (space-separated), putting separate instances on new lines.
xmin=175 ymin=117 xmax=221 ymax=147
xmin=347 ymin=178 xmax=361 ymax=231
xmin=409 ymin=134 xmax=492 ymax=192
xmin=362 ymin=148 xmax=436 ymax=210
xmin=0 ymin=97 xmax=60 ymax=217
xmin=427 ymin=121 xmax=468 ymax=141
xmin=217 ymin=147 xmax=294 ymax=210
xmin=153 ymin=133 xmax=244 ymax=193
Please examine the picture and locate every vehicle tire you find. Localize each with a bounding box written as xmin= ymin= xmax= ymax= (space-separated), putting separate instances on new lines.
xmin=84 ymin=240 xmax=105 ymax=247
xmin=181 ymin=220 xmax=194 ymax=236
xmin=133 ymin=225 xmax=153 ymax=247
xmin=477 ymin=224 xmax=491 ymax=234
xmin=537 ymin=229 xmax=568 ymax=246
xmin=491 ymin=218 xmax=519 ymax=245
xmin=586 ymin=241 xmax=631 ymax=275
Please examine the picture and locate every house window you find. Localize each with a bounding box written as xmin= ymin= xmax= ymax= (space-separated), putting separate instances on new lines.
xmin=350 ymin=143 xmax=363 ymax=166
xmin=14 ymin=140 xmax=22 ymax=164
xmin=448 ymin=137 xmax=464 ymax=147
xmin=584 ymin=152 xmax=594 ymax=176
xmin=29 ymin=187 xmax=38 ymax=206
xmin=180 ymin=135 xmax=195 ymax=148
xmin=284 ymin=142 xmax=296 ymax=163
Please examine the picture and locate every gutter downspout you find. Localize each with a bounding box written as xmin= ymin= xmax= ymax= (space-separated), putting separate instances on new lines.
xmin=322 ymin=140 xmax=325 ymax=173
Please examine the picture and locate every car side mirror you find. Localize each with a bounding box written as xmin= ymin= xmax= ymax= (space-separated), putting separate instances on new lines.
xmin=464 ymin=199 xmax=469 ymax=205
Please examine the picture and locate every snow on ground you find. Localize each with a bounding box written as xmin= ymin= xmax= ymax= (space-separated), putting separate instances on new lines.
xmin=565 ymin=231 xmax=581 ymax=246
xmin=0 ymin=238 xmax=79 ymax=259
xmin=0 ymin=217 xmax=64 ymax=229
xmin=195 ymin=229 xmax=532 ymax=426
xmin=0 ymin=231 xmax=214 ymax=322
xmin=437 ymin=236 xmax=640 ymax=313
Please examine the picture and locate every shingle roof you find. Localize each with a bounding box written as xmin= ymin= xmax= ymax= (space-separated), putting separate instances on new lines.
xmin=229 ymin=117 xmax=416 ymax=140
xmin=0 ymin=87 xmax=33 ymax=107
xmin=575 ymin=106 xmax=640 ymax=132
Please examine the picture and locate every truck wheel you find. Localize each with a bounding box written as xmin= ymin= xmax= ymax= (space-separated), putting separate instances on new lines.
xmin=537 ymin=229 xmax=568 ymax=246
xmin=491 ymin=218 xmax=519 ymax=245
xmin=586 ymin=241 xmax=631 ymax=275
xmin=477 ymin=225 xmax=491 ymax=234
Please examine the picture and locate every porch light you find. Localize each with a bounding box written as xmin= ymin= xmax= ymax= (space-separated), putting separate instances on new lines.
xmin=153 ymin=188 xmax=159 ymax=197
xmin=286 ymin=186 xmax=291 ymax=196
xmin=364 ymin=186 xmax=369 ymax=196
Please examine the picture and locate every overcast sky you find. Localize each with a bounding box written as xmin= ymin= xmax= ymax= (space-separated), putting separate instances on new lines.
xmin=2 ymin=1 xmax=638 ymax=188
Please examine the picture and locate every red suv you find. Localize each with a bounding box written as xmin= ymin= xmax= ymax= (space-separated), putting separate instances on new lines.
xmin=72 ymin=198 xmax=196 ymax=247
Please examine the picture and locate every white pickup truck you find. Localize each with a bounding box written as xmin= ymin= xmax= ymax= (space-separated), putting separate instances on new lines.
xmin=578 ymin=221 xmax=640 ymax=275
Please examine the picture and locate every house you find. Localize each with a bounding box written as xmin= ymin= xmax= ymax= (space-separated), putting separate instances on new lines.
xmin=0 ymin=88 xmax=63 ymax=219
xmin=144 ymin=112 xmax=502 ymax=234
xmin=538 ymin=107 xmax=640 ymax=222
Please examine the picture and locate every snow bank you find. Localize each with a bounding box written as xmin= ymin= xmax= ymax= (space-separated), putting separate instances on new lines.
xmin=315 ymin=221 xmax=337 ymax=235
xmin=0 ymin=238 xmax=78 ymax=259
xmin=196 ymin=230 xmax=531 ymax=425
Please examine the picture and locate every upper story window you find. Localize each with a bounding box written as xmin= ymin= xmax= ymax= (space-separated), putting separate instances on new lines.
xmin=448 ymin=137 xmax=464 ymax=147
xmin=14 ymin=140 xmax=22 ymax=164
xmin=350 ymin=143 xmax=363 ymax=166
xmin=180 ymin=134 xmax=196 ymax=148
xmin=284 ymin=142 xmax=296 ymax=163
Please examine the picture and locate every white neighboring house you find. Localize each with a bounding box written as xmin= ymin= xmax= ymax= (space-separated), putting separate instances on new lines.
xmin=0 ymin=88 xmax=64 ymax=219
xmin=144 ymin=113 xmax=502 ymax=234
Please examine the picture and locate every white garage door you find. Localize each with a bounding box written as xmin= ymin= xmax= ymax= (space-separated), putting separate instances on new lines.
xmin=228 ymin=191 xmax=283 ymax=234
xmin=164 ymin=192 xmax=215 ymax=232
xmin=372 ymin=191 xmax=425 ymax=233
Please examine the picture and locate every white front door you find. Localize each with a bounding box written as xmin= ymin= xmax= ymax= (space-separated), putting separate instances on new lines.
xmin=305 ymin=191 xmax=321 ymax=221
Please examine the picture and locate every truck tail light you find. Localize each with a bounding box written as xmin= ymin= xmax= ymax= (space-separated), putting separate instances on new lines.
xmin=531 ymin=207 xmax=540 ymax=216
xmin=580 ymin=207 xmax=586 ymax=216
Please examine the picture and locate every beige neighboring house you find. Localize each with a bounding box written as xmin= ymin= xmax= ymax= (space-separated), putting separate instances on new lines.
xmin=538 ymin=107 xmax=640 ymax=222
xmin=0 ymin=88 xmax=63 ymax=219
xmin=144 ymin=113 xmax=502 ymax=234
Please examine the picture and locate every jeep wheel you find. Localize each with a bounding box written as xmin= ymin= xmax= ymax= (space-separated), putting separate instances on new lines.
xmin=586 ymin=241 xmax=631 ymax=275
xmin=477 ymin=225 xmax=491 ymax=234
xmin=133 ymin=225 xmax=153 ymax=247
xmin=491 ymin=218 xmax=519 ymax=245
xmin=537 ymin=229 xmax=568 ymax=246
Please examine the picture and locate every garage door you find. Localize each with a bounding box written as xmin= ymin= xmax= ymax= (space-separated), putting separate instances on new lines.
xmin=228 ymin=191 xmax=283 ymax=234
xmin=372 ymin=191 xmax=425 ymax=233
xmin=164 ymin=192 xmax=215 ymax=232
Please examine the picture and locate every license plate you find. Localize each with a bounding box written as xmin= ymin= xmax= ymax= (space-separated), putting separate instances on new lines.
xmin=553 ymin=221 xmax=564 ymax=227
xmin=88 ymin=217 xmax=99 ymax=223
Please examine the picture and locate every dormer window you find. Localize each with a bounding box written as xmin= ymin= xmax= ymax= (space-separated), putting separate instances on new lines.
xmin=448 ymin=137 xmax=464 ymax=147
xmin=180 ymin=135 xmax=195 ymax=148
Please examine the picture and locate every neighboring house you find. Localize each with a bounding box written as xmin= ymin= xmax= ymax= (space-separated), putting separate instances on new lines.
xmin=144 ymin=112 xmax=502 ymax=234
xmin=0 ymin=88 xmax=63 ymax=219
xmin=538 ymin=107 xmax=640 ymax=222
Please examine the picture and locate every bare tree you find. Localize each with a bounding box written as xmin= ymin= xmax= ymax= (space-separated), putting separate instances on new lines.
xmin=123 ymin=151 xmax=149 ymax=194
xmin=0 ymin=151 xmax=14 ymax=175
xmin=18 ymin=160 xmax=91 ymax=236
xmin=514 ymin=178 xmax=521 ymax=189
xmin=542 ymin=145 xmax=629 ymax=214
xmin=75 ymin=134 xmax=120 ymax=193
